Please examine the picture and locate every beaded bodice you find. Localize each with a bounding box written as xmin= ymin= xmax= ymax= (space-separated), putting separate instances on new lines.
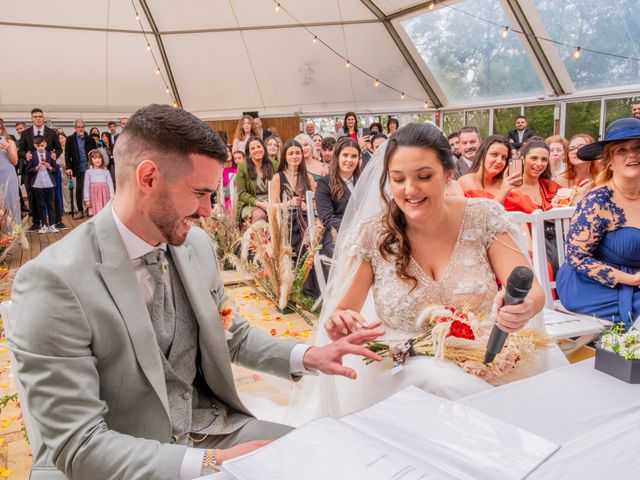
xmin=345 ymin=199 xmax=513 ymax=333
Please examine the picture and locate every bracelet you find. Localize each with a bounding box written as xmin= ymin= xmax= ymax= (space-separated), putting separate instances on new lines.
xmin=201 ymin=449 xmax=220 ymax=475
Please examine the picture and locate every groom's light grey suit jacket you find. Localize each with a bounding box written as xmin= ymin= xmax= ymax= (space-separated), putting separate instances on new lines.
xmin=8 ymin=206 xmax=299 ymax=479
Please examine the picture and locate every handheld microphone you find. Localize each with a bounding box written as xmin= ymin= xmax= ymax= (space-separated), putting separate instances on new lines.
xmin=483 ymin=266 xmax=534 ymax=364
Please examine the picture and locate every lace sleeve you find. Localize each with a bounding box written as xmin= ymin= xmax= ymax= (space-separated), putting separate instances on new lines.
xmin=343 ymin=217 xmax=379 ymax=262
xmin=565 ymin=187 xmax=623 ymax=287
xmin=479 ymin=199 xmax=513 ymax=249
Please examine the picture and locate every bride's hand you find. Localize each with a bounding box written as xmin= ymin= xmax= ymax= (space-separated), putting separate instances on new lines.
xmin=493 ymin=290 xmax=534 ymax=333
xmin=325 ymin=309 xmax=368 ymax=340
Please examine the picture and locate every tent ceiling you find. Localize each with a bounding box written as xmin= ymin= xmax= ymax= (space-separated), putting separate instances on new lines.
xmin=0 ymin=0 xmax=638 ymax=120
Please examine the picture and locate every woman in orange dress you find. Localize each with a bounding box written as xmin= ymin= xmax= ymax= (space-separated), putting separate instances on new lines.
xmin=555 ymin=134 xmax=598 ymax=189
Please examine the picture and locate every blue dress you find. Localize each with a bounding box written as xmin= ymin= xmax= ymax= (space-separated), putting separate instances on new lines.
xmin=556 ymin=186 xmax=640 ymax=328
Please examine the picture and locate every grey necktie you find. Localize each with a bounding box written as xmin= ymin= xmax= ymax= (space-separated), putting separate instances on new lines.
xmin=142 ymin=249 xmax=176 ymax=357
xmin=37 ymin=130 xmax=41 ymax=136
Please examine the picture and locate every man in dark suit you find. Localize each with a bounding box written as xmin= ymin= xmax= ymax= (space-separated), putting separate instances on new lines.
xmin=18 ymin=108 xmax=63 ymax=231
xmin=453 ymin=126 xmax=481 ymax=179
xmin=507 ymin=116 xmax=535 ymax=151
xmin=112 ymin=117 xmax=128 ymax=145
xmin=65 ymin=119 xmax=92 ymax=218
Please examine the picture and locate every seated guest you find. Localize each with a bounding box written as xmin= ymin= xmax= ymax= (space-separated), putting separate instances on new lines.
xmin=320 ymin=136 xmax=336 ymax=164
xmin=546 ymin=135 xmax=568 ymax=179
xmin=312 ymin=133 xmax=323 ymax=154
xmin=506 ymin=139 xmax=560 ymax=213
xmin=386 ymin=116 xmax=399 ymax=135
xmin=235 ymin=136 xmax=277 ymax=224
xmin=232 ymin=115 xmax=257 ymax=155
xmin=555 ymin=134 xmax=598 ymax=189
xmin=265 ymin=135 xmax=281 ymax=164
xmin=458 ymin=135 xmax=520 ymax=204
xmin=269 ymin=140 xmax=316 ymax=257
xmin=222 ymin=149 xmax=240 ymax=212
xmin=369 ymin=122 xmax=383 ymax=134
xmin=557 ymin=118 xmax=640 ymax=328
xmin=315 ymin=138 xmax=361 ymax=257
xmin=295 ymin=133 xmax=326 ymax=181
xmin=371 ymin=132 xmax=387 ymax=154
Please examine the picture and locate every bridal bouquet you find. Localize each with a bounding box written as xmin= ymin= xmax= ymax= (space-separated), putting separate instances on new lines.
xmin=366 ymin=304 xmax=552 ymax=386
xmin=551 ymin=177 xmax=592 ymax=207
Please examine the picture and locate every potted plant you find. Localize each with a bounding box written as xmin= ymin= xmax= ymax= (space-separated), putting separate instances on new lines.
xmin=595 ymin=323 xmax=640 ymax=384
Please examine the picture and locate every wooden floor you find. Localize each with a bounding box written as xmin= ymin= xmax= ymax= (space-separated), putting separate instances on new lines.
xmin=7 ymin=214 xmax=88 ymax=270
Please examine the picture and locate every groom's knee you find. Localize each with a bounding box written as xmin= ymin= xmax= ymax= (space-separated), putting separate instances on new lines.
xmin=208 ymin=419 xmax=293 ymax=449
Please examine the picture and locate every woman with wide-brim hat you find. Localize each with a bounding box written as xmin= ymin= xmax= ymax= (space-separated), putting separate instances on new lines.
xmin=556 ymin=117 xmax=640 ymax=327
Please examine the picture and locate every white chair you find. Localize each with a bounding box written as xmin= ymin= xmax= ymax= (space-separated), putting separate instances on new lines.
xmin=306 ymin=191 xmax=334 ymax=312
xmin=0 ymin=301 xmax=44 ymax=470
xmin=228 ymin=173 xmax=237 ymax=213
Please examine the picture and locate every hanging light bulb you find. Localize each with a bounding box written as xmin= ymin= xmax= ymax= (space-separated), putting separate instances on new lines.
xmin=173 ymin=102 xmax=178 ymax=108
xmin=573 ymin=46 xmax=582 ymax=59
xmin=374 ymin=79 xmax=380 ymax=87
xmin=146 ymin=43 xmax=151 ymax=51
xmin=345 ymin=60 xmax=351 ymax=68
xmin=401 ymin=92 xmax=405 ymax=100
xmin=135 ymin=13 xmax=140 ymax=21
xmin=155 ymin=67 xmax=160 ymax=75
xmin=165 ymin=86 xmax=170 ymax=93
xmin=501 ymin=26 xmax=509 ymax=39
xmin=275 ymin=2 xmax=280 ymax=12
xmin=423 ymin=100 xmax=429 ymax=108
xmin=312 ymin=35 xmax=318 ymax=44
xmin=429 ymin=2 xmax=436 ymax=10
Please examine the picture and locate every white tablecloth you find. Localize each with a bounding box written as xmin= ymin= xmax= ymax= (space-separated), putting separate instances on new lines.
xmin=460 ymin=358 xmax=640 ymax=479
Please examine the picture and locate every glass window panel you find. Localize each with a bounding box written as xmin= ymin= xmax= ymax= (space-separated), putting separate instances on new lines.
xmin=533 ymin=0 xmax=640 ymax=91
xmin=400 ymin=0 xmax=544 ymax=105
xmin=605 ymin=98 xmax=639 ymax=129
xmin=443 ymin=111 xmax=464 ymax=136
xmin=524 ymin=104 xmax=555 ymax=139
xmin=400 ymin=113 xmax=436 ymax=126
xmin=565 ymin=101 xmax=601 ymax=140
xmin=493 ymin=107 xmax=522 ymax=137
xmin=465 ymin=110 xmax=490 ymax=139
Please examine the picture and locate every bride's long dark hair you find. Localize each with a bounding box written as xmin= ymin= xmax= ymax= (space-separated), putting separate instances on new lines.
xmin=378 ymin=123 xmax=454 ymax=289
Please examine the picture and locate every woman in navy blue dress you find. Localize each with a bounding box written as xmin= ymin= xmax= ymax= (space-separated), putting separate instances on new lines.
xmin=557 ymin=118 xmax=640 ymax=328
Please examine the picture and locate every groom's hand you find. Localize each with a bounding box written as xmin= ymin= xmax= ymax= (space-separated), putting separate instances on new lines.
xmin=302 ymin=322 xmax=384 ymax=379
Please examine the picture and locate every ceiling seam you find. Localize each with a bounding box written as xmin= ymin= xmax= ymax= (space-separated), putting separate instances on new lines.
xmin=227 ymin=0 xmax=267 ymax=114
xmin=106 ymin=0 xmax=111 ymax=108
xmin=337 ymin=0 xmax=359 ymax=111
xmin=137 ymin=0 xmax=183 ymax=107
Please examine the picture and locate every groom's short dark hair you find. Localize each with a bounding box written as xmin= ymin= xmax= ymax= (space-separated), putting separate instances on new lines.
xmin=114 ymin=104 xmax=227 ymax=186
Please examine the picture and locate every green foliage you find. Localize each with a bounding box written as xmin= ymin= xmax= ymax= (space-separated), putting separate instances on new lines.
xmin=493 ymin=107 xmax=521 ymax=137
xmin=565 ymin=101 xmax=601 ymax=139
xmin=525 ymin=105 xmax=555 ymax=138
xmin=443 ymin=111 xmax=464 ymax=136
xmin=605 ymin=98 xmax=639 ymax=128
xmin=466 ymin=110 xmax=490 ymax=138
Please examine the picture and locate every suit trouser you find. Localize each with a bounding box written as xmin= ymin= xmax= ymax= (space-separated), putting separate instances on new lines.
xmin=54 ymin=169 xmax=63 ymax=223
xmin=33 ymin=187 xmax=55 ymax=227
xmin=195 ymin=419 xmax=293 ymax=449
xmin=75 ymin=171 xmax=86 ymax=214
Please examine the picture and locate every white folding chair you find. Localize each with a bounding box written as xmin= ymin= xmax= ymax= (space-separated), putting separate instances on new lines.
xmin=228 ymin=173 xmax=237 ymax=213
xmin=1 ymin=301 xmax=46 ymax=472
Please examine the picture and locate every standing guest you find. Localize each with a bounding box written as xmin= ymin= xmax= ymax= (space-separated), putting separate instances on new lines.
xmin=102 ymin=131 xmax=116 ymax=188
xmin=112 ymin=117 xmax=128 ymax=145
xmin=312 ymin=133 xmax=323 ymax=153
xmin=454 ymin=126 xmax=482 ymax=179
xmin=235 ymin=136 xmax=277 ymax=224
xmin=107 ymin=121 xmax=117 ymax=138
xmin=632 ymin=101 xmax=640 ymax=119
xmin=507 ymin=116 xmax=536 ymax=150
xmin=340 ymin=112 xmax=361 ymax=140
xmin=0 ymin=119 xmax=20 ymax=224
xmin=267 ymin=126 xmax=280 ymax=138
xmin=459 ymin=135 xmax=519 ymax=204
xmin=371 ymin=133 xmax=388 ymax=155
xmin=268 ymin=139 xmax=316 ymax=256
xmin=8 ymin=104 xmax=382 ymax=479
xmin=557 ymin=118 xmax=640 ymax=327
xmin=447 ymin=132 xmax=462 ymax=161
xmin=18 ymin=108 xmax=62 ymax=231
xmin=320 ymin=137 xmax=336 ymax=164
xmin=232 ymin=115 xmax=256 ymax=156
xmin=89 ymin=127 xmax=100 ymax=136
xmin=386 ymin=117 xmax=399 ymax=135
xmin=315 ymin=138 xmax=361 ymax=257
xmin=253 ymin=116 xmax=271 ymax=141
xmin=546 ymin=135 xmax=569 ymax=179
xmin=222 ymin=150 xmax=239 ymax=212
xmin=369 ymin=122 xmax=383 ymax=134
xmin=305 ymin=121 xmax=316 ymax=137
xmin=65 ymin=119 xmax=93 ymax=218
xmin=295 ymin=133 xmax=325 ymax=181
xmin=27 ymin=135 xmax=59 ymax=233
xmin=58 ymin=132 xmax=72 ymax=214
xmin=334 ymin=118 xmax=344 ymax=137
xmin=555 ymin=134 xmax=598 ymax=189
xmin=83 ymin=149 xmax=114 ymax=217
xmin=14 ymin=122 xmax=26 ymax=137
xmin=265 ymin=136 xmax=280 ymax=164
xmin=14 ymin=122 xmax=27 ymax=215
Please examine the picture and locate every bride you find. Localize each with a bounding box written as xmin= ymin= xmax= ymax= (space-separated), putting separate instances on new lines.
xmin=285 ymin=122 xmax=559 ymax=424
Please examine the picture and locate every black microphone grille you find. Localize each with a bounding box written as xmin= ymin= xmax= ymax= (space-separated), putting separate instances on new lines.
xmin=507 ymin=266 xmax=534 ymax=291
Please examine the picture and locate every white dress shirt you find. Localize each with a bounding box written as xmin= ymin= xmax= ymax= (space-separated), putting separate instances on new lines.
xmin=111 ymin=207 xmax=311 ymax=478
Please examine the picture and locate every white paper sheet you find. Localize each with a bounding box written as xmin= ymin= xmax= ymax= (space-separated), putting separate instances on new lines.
xmin=343 ymin=386 xmax=559 ymax=480
xmin=543 ymin=308 xmax=610 ymax=338
xmin=222 ymin=416 xmax=458 ymax=480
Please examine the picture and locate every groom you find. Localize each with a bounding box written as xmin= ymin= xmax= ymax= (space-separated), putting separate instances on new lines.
xmin=9 ymin=104 xmax=383 ymax=479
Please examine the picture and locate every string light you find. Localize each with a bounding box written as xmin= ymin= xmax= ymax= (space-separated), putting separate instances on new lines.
xmin=345 ymin=60 xmax=351 ymax=68
xmin=374 ymin=79 xmax=380 ymax=87
xmin=312 ymin=35 xmax=317 ymax=44
xmin=501 ymin=26 xmax=509 ymax=39
xmin=429 ymin=2 xmax=436 ymax=11
xmin=573 ymin=46 xmax=582 ymax=59
xmin=155 ymin=67 xmax=160 ymax=75
xmin=424 ymin=100 xmax=429 ymax=108
xmin=166 ymin=87 xmax=170 ymax=93
xmin=135 ymin=13 xmax=139 ymax=20
xmin=401 ymin=92 xmax=405 ymax=100
xmin=146 ymin=43 xmax=151 ymax=51
xmin=275 ymin=2 xmax=280 ymax=12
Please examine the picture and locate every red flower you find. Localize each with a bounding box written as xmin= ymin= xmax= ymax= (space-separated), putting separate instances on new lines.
xmin=446 ymin=320 xmax=475 ymax=340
